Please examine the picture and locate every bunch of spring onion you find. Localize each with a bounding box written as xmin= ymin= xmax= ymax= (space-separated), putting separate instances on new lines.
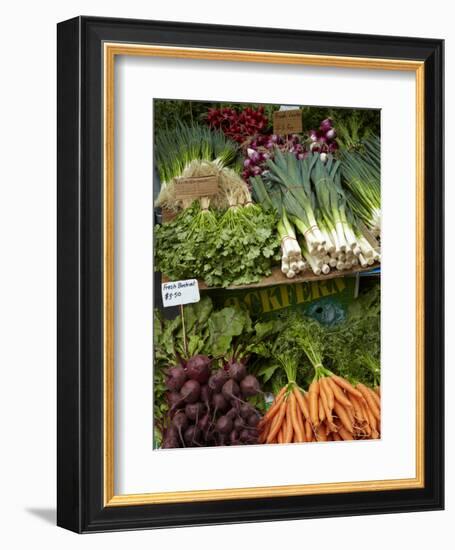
xmin=340 ymin=136 xmax=381 ymax=237
xmin=251 ymin=150 xmax=381 ymax=278
xmin=154 ymin=123 xmax=246 ymax=212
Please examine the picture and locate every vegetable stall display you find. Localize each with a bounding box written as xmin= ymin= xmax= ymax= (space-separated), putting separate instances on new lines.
xmin=253 ymin=286 xmax=381 ymax=443
xmin=154 ymin=297 xmax=280 ymax=447
xmin=154 ymin=286 xmax=381 ymax=448
xmin=250 ymin=149 xmax=380 ymax=279
xmin=153 ymin=101 xmax=382 ymax=450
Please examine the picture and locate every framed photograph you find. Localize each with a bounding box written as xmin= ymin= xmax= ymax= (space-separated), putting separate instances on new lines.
xmin=57 ymin=16 xmax=444 ymax=533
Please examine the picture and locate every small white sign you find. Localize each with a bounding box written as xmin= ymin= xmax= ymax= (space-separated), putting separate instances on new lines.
xmin=161 ymin=279 xmax=200 ymax=307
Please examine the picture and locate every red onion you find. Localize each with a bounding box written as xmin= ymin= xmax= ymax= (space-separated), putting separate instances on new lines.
xmin=320 ymin=118 xmax=333 ymax=132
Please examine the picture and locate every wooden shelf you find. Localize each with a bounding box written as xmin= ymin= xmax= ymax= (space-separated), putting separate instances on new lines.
xmin=162 ymin=263 xmax=380 ymax=291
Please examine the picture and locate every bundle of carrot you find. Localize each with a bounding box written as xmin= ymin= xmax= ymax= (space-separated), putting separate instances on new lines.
xmin=257 ymin=355 xmax=312 ymax=444
xmin=258 ymin=383 xmax=311 ymax=444
xmin=305 ymin=368 xmax=381 ymax=441
xmin=258 ymin=375 xmax=380 ymax=444
xmin=258 ymin=316 xmax=381 ymax=444
xmin=296 ymin=318 xmax=380 ymax=442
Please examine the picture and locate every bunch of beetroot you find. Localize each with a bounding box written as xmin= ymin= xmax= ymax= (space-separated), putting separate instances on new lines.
xmin=242 ymin=133 xmax=305 ymax=181
xmin=161 ymin=355 xmax=262 ymax=449
xmin=308 ymin=117 xmax=338 ymax=157
xmin=205 ymin=106 xmax=269 ymax=144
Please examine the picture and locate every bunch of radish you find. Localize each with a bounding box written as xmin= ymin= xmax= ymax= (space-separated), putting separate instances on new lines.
xmin=206 ymin=106 xmax=269 ymax=145
xmin=161 ymin=355 xmax=263 ymax=448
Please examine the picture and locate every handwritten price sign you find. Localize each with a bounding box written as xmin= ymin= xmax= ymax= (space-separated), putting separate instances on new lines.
xmin=161 ymin=279 xmax=200 ymax=307
xmin=273 ymin=109 xmax=303 ymax=135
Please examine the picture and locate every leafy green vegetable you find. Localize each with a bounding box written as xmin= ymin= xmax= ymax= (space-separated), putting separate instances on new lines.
xmin=207 ymin=306 xmax=251 ymax=357
xmin=153 ymin=296 xmax=214 ymax=431
xmin=323 ymin=283 xmax=380 ymax=386
xmin=251 ymin=284 xmax=380 ymax=391
xmin=155 ymin=203 xmax=280 ymax=288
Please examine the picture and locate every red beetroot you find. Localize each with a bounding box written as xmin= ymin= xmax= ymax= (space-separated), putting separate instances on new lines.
xmin=165 ymin=365 xmax=187 ymax=392
xmin=208 ymin=369 xmax=229 ymax=392
xmin=228 ymin=362 xmax=247 ymax=382
xmin=222 ymin=379 xmax=240 ymax=401
xmin=185 ymin=355 xmax=211 ymax=384
xmin=180 ymin=379 xmax=201 ymax=404
xmin=240 ymin=375 xmax=260 ymax=397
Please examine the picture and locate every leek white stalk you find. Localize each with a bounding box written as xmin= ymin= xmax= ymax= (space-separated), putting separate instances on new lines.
xmin=358 ymin=253 xmax=368 ymax=267
xmin=303 ymin=248 xmax=322 ymax=275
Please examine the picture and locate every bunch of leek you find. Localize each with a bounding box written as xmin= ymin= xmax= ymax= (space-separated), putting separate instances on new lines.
xmin=251 ymin=150 xmax=381 ymax=278
xmin=340 ymin=136 xmax=381 ymax=237
xmin=251 ymin=165 xmax=306 ymax=279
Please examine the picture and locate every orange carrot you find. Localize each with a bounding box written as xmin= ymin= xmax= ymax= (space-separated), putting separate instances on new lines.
xmin=333 ymin=401 xmax=353 ymax=433
xmin=326 ymin=377 xmax=353 ymax=408
xmin=358 ymin=399 xmax=372 ymax=436
xmin=374 ymin=385 xmax=381 ymax=397
xmin=332 ymin=432 xmax=342 ymax=441
xmin=293 ymin=387 xmax=310 ymax=421
xmin=261 ymin=387 xmax=287 ymax=425
xmin=308 ymin=380 xmax=320 ymax=427
xmin=266 ymin=399 xmax=287 ymax=443
xmin=289 ymin=392 xmax=305 ymax=443
xmin=319 ymin=381 xmax=335 ymax=428
xmin=363 ymin=401 xmax=378 ymax=433
xmin=295 ymin=404 xmax=307 ymax=442
xmin=320 ymin=377 xmax=334 ymax=410
xmin=338 ymin=427 xmax=354 ymax=440
xmin=331 ymin=375 xmax=364 ymax=400
xmin=258 ymin=420 xmax=271 ymax=444
xmin=345 ymin=400 xmax=355 ymax=424
xmin=277 ymin=427 xmax=284 ymax=444
xmin=368 ymin=386 xmax=381 ymax=409
xmin=293 ymin=404 xmax=306 ymax=443
xmin=284 ymin=402 xmax=294 ymax=444
xmin=357 ymin=383 xmax=380 ymax=420
xmin=305 ymin=419 xmax=313 ymax=442
xmin=318 ymin=397 xmax=326 ymax=423
xmin=349 ymin=394 xmax=365 ymax=423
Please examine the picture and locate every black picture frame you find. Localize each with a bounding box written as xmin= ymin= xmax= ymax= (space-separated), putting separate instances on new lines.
xmin=57 ymin=16 xmax=444 ymax=533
